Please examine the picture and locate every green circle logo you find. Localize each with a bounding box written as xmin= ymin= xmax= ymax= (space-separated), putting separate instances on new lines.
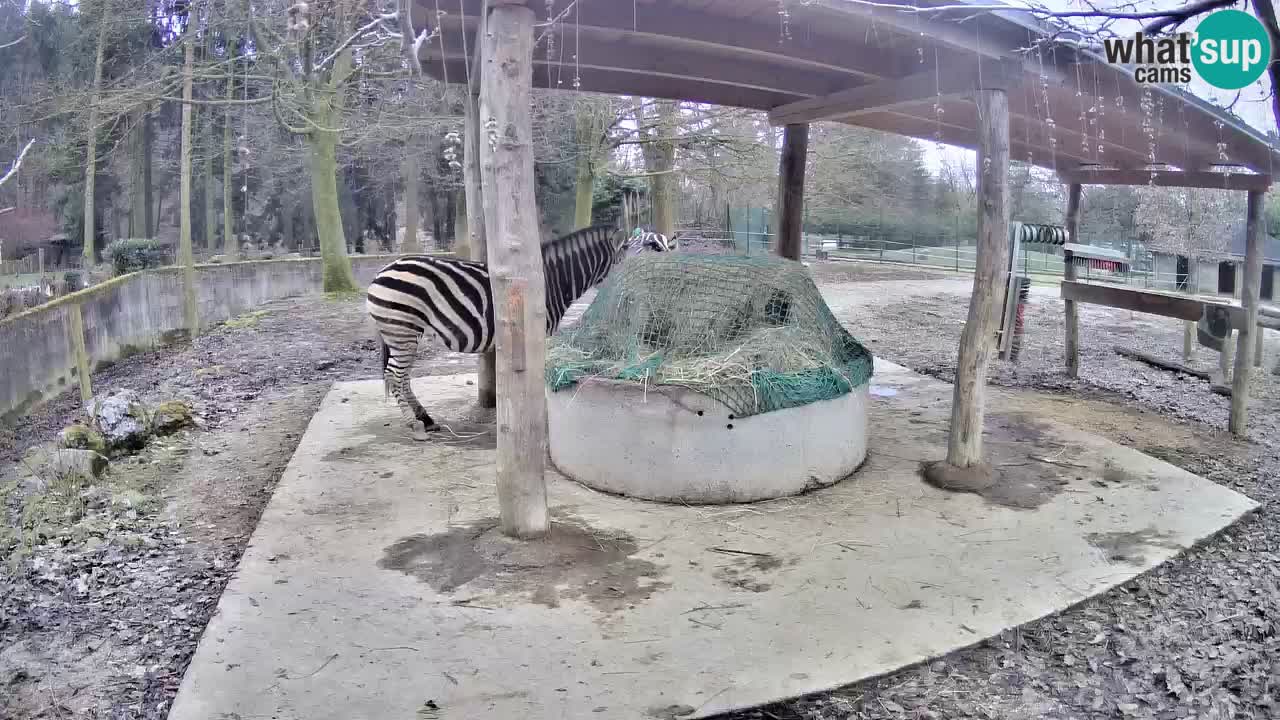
xmin=1192 ymin=10 xmax=1272 ymax=90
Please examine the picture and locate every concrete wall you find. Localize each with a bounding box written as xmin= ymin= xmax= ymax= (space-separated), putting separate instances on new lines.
xmin=0 ymin=255 xmax=410 ymax=421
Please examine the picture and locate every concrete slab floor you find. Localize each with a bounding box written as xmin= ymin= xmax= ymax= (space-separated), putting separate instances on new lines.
xmin=168 ymin=363 xmax=1258 ymax=720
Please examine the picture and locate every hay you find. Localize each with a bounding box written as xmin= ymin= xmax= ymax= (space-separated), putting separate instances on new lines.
xmin=545 ymin=254 xmax=873 ymax=418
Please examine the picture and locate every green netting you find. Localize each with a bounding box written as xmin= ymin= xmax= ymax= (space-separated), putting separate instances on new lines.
xmin=545 ymin=254 xmax=874 ymax=418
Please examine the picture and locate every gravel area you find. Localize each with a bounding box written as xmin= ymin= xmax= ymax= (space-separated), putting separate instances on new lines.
xmin=724 ymin=268 xmax=1280 ymax=720
xmin=2 ymin=260 xmax=1278 ymax=720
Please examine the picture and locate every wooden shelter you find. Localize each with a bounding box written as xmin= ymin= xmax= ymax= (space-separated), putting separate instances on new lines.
xmin=411 ymin=0 xmax=1279 ymax=536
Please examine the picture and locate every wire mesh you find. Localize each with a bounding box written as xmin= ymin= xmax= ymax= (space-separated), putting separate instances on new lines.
xmin=546 ymin=253 xmax=874 ymax=418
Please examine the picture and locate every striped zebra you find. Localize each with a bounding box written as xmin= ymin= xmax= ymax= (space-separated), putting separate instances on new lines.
xmin=366 ymin=224 xmax=673 ymax=439
xmin=626 ymin=227 xmax=679 ymax=255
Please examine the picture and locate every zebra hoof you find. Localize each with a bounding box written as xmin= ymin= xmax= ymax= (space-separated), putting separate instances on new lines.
xmin=409 ymin=421 xmax=440 ymax=441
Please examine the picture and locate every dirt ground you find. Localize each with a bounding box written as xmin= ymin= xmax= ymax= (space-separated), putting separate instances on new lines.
xmin=1 ymin=259 xmax=1278 ymax=720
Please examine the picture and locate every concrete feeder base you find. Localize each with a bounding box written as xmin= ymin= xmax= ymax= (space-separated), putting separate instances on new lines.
xmin=546 ymin=378 xmax=869 ymax=504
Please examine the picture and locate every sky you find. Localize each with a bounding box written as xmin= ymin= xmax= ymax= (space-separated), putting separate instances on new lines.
xmin=917 ymin=0 xmax=1278 ymax=174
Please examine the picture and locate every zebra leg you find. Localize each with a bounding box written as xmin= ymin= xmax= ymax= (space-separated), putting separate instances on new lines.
xmin=383 ymin=337 xmax=438 ymax=440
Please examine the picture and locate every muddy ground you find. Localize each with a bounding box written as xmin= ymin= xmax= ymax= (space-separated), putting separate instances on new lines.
xmin=1 ymin=259 xmax=1277 ymax=720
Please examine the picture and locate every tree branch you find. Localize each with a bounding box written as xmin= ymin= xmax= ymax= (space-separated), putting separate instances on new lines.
xmin=0 ymin=34 xmax=26 ymax=52
xmin=0 ymin=138 xmax=35 ymax=189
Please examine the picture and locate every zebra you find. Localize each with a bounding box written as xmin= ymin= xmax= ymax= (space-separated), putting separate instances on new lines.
xmin=366 ymin=224 xmax=674 ymax=439
xmin=626 ymin=226 xmax=679 ymax=255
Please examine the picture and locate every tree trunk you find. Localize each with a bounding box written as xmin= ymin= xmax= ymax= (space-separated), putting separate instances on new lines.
xmin=179 ymin=34 xmax=199 ymax=334
xmin=401 ymin=154 xmax=420 ymax=252
xmin=463 ymin=56 xmax=494 ymax=408
xmin=644 ymin=100 xmax=679 ymax=238
xmin=282 ymin=197 xmax=295 ymax=250
xmin=204 ymin=109 xmax=217 ymax=250
xmin=83 ymin=11 xmax=109 ymax=263
xmin=945 ymin=88 xmax=1010 ymax=469
xmin=775 ymin=123 xmax=808 ymax=261
xmin=573 ymin=108 xmax=599 ymax=228
xmin=142 ymin=109 xmax=153 ymax=237
xmin=223 ymin=32 xmax=238 ymax=258
xmin=309 ymin=129 xmax=358 ymax=291
xmin=454 ymin=188 xmax=466 ymax=249
xmin=479 ymin=3 xmax=547 ymax=539
xmin=444 ymin=189 xmax=456 ymax=248
xmin=129 ymin=111 xmax=147 ymax=238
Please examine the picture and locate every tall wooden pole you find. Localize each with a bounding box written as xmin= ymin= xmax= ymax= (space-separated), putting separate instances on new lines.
xmin=479 ymin=1 xmax=548 ymax=539
xmin=945 ymin=88 xmax=1010 ymax=469
xmin=464 ymin=10 xmax=496 ymax=410
xmin=775 ymin=123 xmax=809 ymax=261
xmin=1230 ymin=189 xmax=1266 ymax=436
xmin=1063 ymin=183 xmax=1082 ymax=377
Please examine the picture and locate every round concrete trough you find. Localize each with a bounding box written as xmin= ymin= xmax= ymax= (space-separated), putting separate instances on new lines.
xmin=546 ymin=378 xmax=869 ymax=504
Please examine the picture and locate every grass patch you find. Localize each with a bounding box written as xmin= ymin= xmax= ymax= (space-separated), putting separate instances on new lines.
xmin=324 ymin=289 xmax=364 ymax=302
xmin=224 ymin=309 xmax=272 ymax=329
xmin=2 ymin=442 xmax=180 ymax=564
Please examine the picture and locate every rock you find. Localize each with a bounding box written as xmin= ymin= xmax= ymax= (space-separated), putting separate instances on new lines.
xmin=23 ymin=447 xmax=109 ymax=482
xmin=152 ymin=400 xmax=195 ymax=436
xmin=87 ymin=390 xmax=152 ymax=453
xmin=81 ymin=485 xmax=112 ymax=509
xmin=60 ymin=424 xmax=107 ymax=454
xmin=52 ymin=449 xmax=109 ymax=480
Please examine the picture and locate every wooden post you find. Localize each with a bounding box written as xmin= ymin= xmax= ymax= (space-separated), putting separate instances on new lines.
xmin=478 ymin=1 xmax=548 ymax=539
xmin=1218 ymin=330 xmax=1234 ymax=384
xmin=945 ymin=88 xmax=1010 ymax=469
xmin=67 ymin=304 xmax=93 ymax=404
xmin=1255 ymin=326 xmax=1264 ymax=367
xmin=1230 ymin=189 xmax=1266 ymax=436
xmin=1063 ymin=183 xmax=1082 ymax=378
xmin=37 ymin=247 xmax=44 ymax=275
xmin=775 ymin=123 xmax=808 ymax=261
xmin=464 ymin=12 xmax=496 ymax=410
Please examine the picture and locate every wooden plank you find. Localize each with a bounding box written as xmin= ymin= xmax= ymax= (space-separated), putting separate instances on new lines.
xmin=1114 ymin=346 xmax=1211 ymax=381
xmin=946 ymin=88 xmax=1010 ymax=469
xmin=768 ymin=59 xmax=1023 ymax=126
xmin=424 ymin=0 xmax=913 ymax=81
xmin=433 ymin=14 xmax=855 ymax=100
xmin=479 ymin=2 xmax=548 ymax=538
xmin=775 ymin=123 xmax=808 ymax=261
xmin=853 ymin=110 xmax=1091 ymax=172
xmin=425 ymin=57 xmax=805 ymax=111
xmin=1058 ymin=168 xmax=1273 ymax=192
xmin=1063 ymin=184 xmax=1082 ymax=378
xmin=67 ymin=304 xmax=92 ymax=405
xmin=1061 ymin=281 xmax=1208 ymax=321
xmin=1230 ymin=189 xmax=1266 ymax=436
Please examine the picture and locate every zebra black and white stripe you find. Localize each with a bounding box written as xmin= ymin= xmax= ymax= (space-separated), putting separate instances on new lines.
xmin=625 ymin=228 xmax=677 ymax=255
xmin=366 ymin=224 xmax=671 ymax=438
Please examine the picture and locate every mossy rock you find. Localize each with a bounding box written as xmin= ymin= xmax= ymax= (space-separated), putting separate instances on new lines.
xmin=60 ymin=424 xmax=108 ymax=454
xmin=152 ymin=399 xmax=196 ymax=436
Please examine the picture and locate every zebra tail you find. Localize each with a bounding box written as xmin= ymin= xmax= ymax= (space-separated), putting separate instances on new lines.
xmin=377 ymin=333 xmax=391 ymax=399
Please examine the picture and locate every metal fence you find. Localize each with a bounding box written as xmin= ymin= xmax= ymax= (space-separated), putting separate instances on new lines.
xmin=675 ymin=226 xmax=1200 ymax=295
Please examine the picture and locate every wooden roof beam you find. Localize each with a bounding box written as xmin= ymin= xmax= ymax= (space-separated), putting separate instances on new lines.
xmin=767 ymin=58 xmax=1024 ymax=126
xmin=431 ymin=15 xmax=852 ymax=99
xmin=1057 ymin=168 xmax=1273 ymax=191
xmin=421 ymin=0 xmax=917 ymax=81
xmin=423 ymin=57 xmax=805 ymax=110
xmin=852 ymin=109 xmax=1092 ymax=170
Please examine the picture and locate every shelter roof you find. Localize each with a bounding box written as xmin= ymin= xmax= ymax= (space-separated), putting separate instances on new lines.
xmin=413 ymin=0 xmax=1280 ymax=177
